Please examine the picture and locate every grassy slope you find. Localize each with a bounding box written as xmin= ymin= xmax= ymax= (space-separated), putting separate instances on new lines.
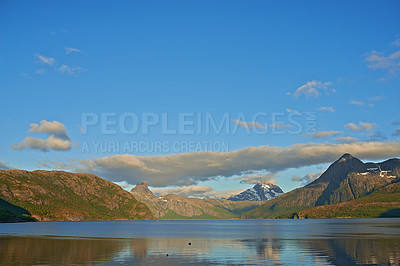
xmin=240 ymin=171 xmax=398 ymax=219
xmin=0 ymin=170 xmax=154 ymax=221
xmin=241 ymin=180 xmax=400 ymax=219
xmin=290 ymin=182 xmax=400 ymax=218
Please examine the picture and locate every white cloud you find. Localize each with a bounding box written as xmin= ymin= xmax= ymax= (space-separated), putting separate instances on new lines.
xmin=292 ymin=171 xmax=323 ymax=185
xmin=364 ymin=50 xmax=400 ymax=74
xmin=269 ymin=123 xmax=294 ymax=129
xmin=345 ymin=122 xmax=375 ymax=132
xmin=291 ymin=80 xmax=334 ymax=98
xmin=334 ymin=136 xmax=358 ymax=144
xmin=349 ymin=97 xmax=379 ymax=108
xmin=33 ymin=51 xmax=85 ymax=76
xmin=202 ymin=189 xmax=247 ymax=199
xmin=12 ymin=136 xmax=70 ymax=152
xmin=302 ymin=131 xmax=343 ymax=139
xmin=349 ymin=100 xmax=374 ymax=107
xmin=152 ymin=185 xmax=213 ymax=197
xmin=65 ymin=47 xmax=81 ymax=54
xmin=34 ymin=53 xmax=55 ymax=65
xmin=0 ymin=161 xmax=11 ymax=170
xmin=286 ymin=109 xmax=300 ymax=114
xmin=318 ymin=106 xmax=334 ymax=112
xmin=29 ymin=120 xmax=67 ymax=135
xmin=12 ymin=137 xmax=48 ymax=151
xmin=13 ymin=120 xmax=71 ymax=152
xmin=238 ymin=173 xmax=278 ymax=184
xmin=47 ymin=135 xmax=71 ymax=150
xmin=57 ymin=64 xmax=85 ymax=75
xmin=233 ymin=119 xmax=265 ymax=129
xmin=391 ymin=38 xmax=400 ymax=46
xmin=349 ymin=100 xmax=365 ymax=106
xmin=46 ymin=141 xmax=400 ymax=187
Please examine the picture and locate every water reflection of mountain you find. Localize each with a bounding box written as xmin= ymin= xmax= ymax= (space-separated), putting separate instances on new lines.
xmin=303 ymin=238 xmax=400 ymax=265
xmin=1 ymin=235 xmax=399 ymax=265
xmin=0 ymin=236 xmax=230 ymax=265
xmin=0 ymin=236 xmax=124 ymax=265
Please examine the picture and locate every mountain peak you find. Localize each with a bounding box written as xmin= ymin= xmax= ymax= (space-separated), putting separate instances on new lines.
xmin=312 ymin=154 xmax=366 ymax=186
xmin=339 ymin=153 xmax=354 ymax=160
xmin=332 ymin=153 xmax=365 ymax=168
xmin=131 ymin=181 xmax=156 ymax=199
xmin=139 ymin=181 xmax=148 ymax=187
xmin=228 ymin=183 xmax=283 ymax=201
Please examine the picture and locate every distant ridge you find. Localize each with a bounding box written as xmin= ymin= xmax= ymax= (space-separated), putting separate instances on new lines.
xmin=130 ymin=182 xmax=262 ymax=219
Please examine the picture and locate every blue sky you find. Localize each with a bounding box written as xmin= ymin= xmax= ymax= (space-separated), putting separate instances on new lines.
xmin=1 ymin=1 xmax=400 ymax=197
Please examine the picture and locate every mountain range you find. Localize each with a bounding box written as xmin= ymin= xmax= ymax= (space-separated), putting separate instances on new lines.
xmin=0 ymin=153 xmax=399 ymax=222
xmin=130 ymin=182 xmax=262 ymax=219
xmin=240 ymin=153 xmax=400 ymax=219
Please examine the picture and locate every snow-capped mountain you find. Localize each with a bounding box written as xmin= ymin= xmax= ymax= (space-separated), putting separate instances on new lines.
xmin=228 ymin=183 xmax=284 ymax=201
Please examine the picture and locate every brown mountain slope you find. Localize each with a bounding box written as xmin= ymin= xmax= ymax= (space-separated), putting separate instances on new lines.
xmin=288 ymin=182 xmax=400 ymax=219
xmin=0 ymin=169 xmax=154 ymax=221
xmin=240 ymin=154 xmax=400 ymax=219
xmin=131 ymin=182 xmax=261 ymax=219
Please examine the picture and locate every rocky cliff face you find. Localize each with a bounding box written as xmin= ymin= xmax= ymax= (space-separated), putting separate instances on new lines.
xmin=241 ymin=154 xmax=400 ymax=219
xmin=130 ymin=182 xmax=261 ymax=219
xmin=228 ymin=183 xmax=283 ymax=201
xmin=0 ymin=169 xmax=154 ymax=221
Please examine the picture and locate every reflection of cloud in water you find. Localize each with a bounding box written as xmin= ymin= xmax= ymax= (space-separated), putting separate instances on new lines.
xmin=240 ymin=239 xmax=282 ymax=261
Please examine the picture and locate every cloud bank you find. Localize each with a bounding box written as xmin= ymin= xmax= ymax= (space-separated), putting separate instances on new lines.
xmin=50 ymin=141 xmax=400 ymax=187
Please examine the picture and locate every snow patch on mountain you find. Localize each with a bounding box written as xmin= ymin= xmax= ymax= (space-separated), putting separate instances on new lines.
xmin=228 ymin=183 xmax=284 ymax=201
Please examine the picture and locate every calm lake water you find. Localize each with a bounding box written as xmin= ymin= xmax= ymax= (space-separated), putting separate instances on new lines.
xmin=0 ymin=219 xmax=399 ymax=265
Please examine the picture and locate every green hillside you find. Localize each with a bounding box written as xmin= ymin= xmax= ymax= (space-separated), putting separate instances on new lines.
xmin=285 ymin=182 xmax=400 ymax=219
xmin=0 ymin=169 xmax=154 ymax=221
